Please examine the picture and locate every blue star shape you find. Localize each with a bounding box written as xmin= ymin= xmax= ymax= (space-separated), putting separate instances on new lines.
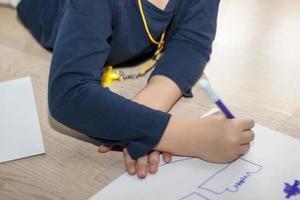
xmin=284 ymin=180 xmax=300 ymax=199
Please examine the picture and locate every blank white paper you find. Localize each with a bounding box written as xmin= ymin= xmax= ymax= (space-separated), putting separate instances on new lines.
xmin=0 ymin=77 xmax=45 ymax=163
xmin=90 ymin=110 xmax=300 ymax=200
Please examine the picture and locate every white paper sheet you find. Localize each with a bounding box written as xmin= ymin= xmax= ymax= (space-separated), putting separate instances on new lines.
xmin=0 ymin=77 xmax=45 ymax=163
xmin=90 ymin=111 xmax=300 ymax=200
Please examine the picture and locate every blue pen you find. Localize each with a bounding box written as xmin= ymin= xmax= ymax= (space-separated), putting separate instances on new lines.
xmin=199 ymin=79 xmax=235 ymax=119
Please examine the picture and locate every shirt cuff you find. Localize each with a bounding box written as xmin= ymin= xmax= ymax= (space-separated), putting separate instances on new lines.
xmin=126 ymin=111 xmax=171 ymax=159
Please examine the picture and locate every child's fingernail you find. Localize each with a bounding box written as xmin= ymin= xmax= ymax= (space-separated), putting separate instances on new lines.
xmin=139 ymin=174 xmax=146 ymax=179
xmin=128 ymin=168 xmax=135 ymax=175
xmin=138 ymin=171 xmax=146 ymax=178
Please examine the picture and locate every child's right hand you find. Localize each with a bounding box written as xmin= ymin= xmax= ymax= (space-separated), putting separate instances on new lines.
xmin=155 ymin=112 xmax=255 ymax=164
xmin=192 ymin=112 xmax=255 ymax=163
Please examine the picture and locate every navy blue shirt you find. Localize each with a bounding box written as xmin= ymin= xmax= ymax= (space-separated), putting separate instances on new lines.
xmin=17 ymin=0 xmax=220 ymax=159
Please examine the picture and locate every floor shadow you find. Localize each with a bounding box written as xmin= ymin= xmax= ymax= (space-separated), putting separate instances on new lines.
xmin=48 ymin=113 xmax=123 ymax=152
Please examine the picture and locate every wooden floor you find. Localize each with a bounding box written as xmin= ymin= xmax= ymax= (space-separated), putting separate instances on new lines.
xmin=0 ymin=0 xmax=300 ymax=199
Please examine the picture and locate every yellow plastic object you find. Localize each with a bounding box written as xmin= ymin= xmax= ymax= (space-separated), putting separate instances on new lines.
xmin=100 ymin=0 xmax=164 ymax=87
xmin=101 ymin=66 xmax=121 ymax=87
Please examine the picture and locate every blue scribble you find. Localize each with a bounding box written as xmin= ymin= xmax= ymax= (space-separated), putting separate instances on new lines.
xmin=227 ymin=170 xmax=260 ymax=193
xmin=284 ymin=180 xmax=300 ymax=199
xmin=198 ymin=158 xmax=263 ymax=195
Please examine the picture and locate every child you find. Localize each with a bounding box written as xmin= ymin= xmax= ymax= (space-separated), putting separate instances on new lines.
xmin=1 ymin=0 xmax=255 ymax=178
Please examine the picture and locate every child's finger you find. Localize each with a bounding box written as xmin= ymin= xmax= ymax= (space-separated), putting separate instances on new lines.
xmin=235 ymin=118 xmax=255 ymax=131
xmin=148 ymin=151 xmax=160 ymax=174
xmin=239 ymin=143 xmax=251 ymax=155
xmin=162 ymin=152 xmax=172 ymax=163
xmin=240 ymin=130 xmax=255 ymax=144
xmin=98 ymin=144 xmax=113 ymax=153
xmin=137 ymin=155 xmax=149 ymax=178
xmin=123 ymin=148 xmax=136 ymax=175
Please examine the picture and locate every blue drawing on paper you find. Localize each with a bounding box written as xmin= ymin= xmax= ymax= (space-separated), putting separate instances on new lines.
xmin=197 ymin=158 xmax=263 ymax=195
xmin=160 ymin=157 xmax=263 ymax=200
xmin=284 ymin=180 xmax=300 ymax=199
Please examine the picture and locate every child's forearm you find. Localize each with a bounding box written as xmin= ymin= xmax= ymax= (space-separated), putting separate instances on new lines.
xmin=154 ymin=115 xmax=197 ymax=156
xmin=132 ymin=75 xmax=182 ymax=112
xmin=132 ymin=75 xmax=193 ymax=155
xmin=132 ymin=74 xmax=191 ymax=155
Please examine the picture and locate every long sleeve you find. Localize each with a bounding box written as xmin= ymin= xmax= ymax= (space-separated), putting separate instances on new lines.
xmin=48 ymin=0 xmax=171 ymax=159
xmin=149 ymin=0 xmax=220 ymax=97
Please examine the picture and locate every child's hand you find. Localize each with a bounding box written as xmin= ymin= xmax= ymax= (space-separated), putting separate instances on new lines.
xmin=194 ymin=112 xmax=255 ymax=163
xmin=155 ymin=112 xmax=255 ymax=164
xmin=122 ymin=149 xmax=172 ymax=178
xmin=98 ymin=145 xmax=172 ymax=178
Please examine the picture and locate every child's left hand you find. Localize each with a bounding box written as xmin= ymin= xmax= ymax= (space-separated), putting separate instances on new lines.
xmin=98 ymin=144 xmax=172 ymax=178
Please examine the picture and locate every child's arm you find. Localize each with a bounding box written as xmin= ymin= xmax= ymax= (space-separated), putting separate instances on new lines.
xmin=133 ymin=75 xmax=182 ymax=112
xmin=100 ymin=75 xmax=182 ymax=178
xmin=134 ymin=75 xmax=255 ymax=164
xmin=123 ymin=74 xmax=255 ymax=166
xmin=122 ymin=80 xmax=255 ymax=177
xmin=101 ymin=75 xmax=255 ymax=178
xmin=149 ymin=0 xmax=254 ymax=163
